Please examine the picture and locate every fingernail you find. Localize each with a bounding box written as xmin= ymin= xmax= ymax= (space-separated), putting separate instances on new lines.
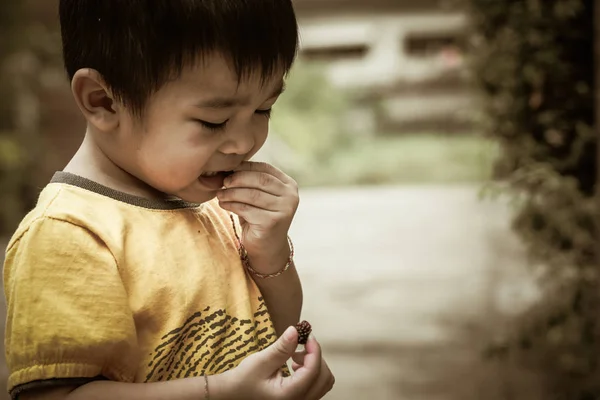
xmin=283 ymin=326 xmax=296 ymax=341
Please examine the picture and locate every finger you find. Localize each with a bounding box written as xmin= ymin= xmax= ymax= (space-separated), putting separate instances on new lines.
xmin=217 ymin=188 xmax=282 ymax=211
xmin=233 ymin=161 xmax=293 ymax=184
xmin=292 ymin=349 xmax=306 ymax=366
xmin=224 ymin=170 xmax=287 ymax=195
xmin=218 ymin=201 xmax=279 ymax=225
xmin=254 ymin=326 xmax=298 ymax=372
xmin=291 ymin=349 xmax=307 ymax=372
xmin=290 ymin=335 xmax=322 ymax=387
xmin=305 ymin=358 xmax=335 ymax=400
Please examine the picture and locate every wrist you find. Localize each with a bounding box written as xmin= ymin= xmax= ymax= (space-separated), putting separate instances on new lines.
xmin=246 ymin=238 xmax=291 ymax=275
xmin=228 ymin=214 xmax=294 ymax=279
xmin=204 ymin=371 xmax=237 ymax=400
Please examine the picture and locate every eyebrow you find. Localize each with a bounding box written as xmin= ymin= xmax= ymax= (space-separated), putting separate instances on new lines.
xmin=195 ymin=81 xmax=286 ymax=109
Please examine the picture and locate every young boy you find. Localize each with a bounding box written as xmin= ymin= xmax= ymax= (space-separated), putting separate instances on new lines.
xmin=3 ymin=1 xmax=335 ymax=399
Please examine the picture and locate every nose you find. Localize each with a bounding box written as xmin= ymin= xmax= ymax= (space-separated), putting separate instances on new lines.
xmin=219 ymin=124 xmax=257 ymax=156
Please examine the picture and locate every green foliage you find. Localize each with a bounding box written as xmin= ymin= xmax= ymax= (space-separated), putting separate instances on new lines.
xmin=0 ymin=1 xmax=59 ymax=236
xmin=0 ymin=3 xmax=26 ymax=235
xmin=312 ymin=133 xmax=497 ymax=186
xmin=471 ymin=0 xmax=595 ymax=191
xmin=0 ymin=2 xmax=20 ymax=131
xmin=469 ymin=0 xmax=599 ymax=397
xmin=271 ymin=63 xmax=497 ymax=186
xmin=269 ymin=62 xmax=354 ymax=183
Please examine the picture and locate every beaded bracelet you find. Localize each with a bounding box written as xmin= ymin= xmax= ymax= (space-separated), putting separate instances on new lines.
xmin=229 ymin=214 xmax=294 ymax=279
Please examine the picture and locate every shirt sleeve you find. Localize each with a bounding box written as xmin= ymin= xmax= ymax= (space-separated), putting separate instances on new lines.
xmin=3 ymin=217 xmax=139 ymax=398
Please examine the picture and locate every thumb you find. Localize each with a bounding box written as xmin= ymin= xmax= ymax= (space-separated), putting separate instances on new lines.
xmin=255 ymin=326 xmax=298 ymax=371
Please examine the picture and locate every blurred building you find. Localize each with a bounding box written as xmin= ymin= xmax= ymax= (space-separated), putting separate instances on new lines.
xmin=294 ymin=0 xmax=473 ymax=134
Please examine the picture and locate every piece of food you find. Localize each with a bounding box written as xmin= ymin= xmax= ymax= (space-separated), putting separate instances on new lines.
xmin=295 ymin=320 xmax=312 ymax=345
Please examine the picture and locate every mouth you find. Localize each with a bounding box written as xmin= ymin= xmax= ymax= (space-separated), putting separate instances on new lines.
xmin=197 ymin=170 xmax=235 ymax=190
xmin=200 ymin=170 xmax=234 ymax=178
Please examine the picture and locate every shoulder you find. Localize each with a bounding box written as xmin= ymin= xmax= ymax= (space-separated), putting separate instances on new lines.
xmin=3 ymin=199 xmax=119 ymax=291
xmin=6 ymin=182 xmax=114 ymax=252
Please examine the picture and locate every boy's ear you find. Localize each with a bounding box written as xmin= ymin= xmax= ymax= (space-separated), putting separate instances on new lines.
xmin=71 ymin=68 xmax=120 ymax=131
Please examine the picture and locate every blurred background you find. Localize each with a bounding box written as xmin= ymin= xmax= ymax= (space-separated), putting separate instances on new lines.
xmin=0 ymin=0 xmax=598 ymax=399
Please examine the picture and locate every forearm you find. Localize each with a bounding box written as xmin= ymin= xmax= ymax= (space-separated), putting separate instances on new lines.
xmin=252 ymin=262 xmax=303 ymax=337
xmin=44 ymin=374 xmax=231 ymax=400
xmin=69 ymin=379 xmax=205 ymax=400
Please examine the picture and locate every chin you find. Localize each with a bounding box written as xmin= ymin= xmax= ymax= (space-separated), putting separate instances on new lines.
xmin=174 ymin=188 xmax=217 ymax=205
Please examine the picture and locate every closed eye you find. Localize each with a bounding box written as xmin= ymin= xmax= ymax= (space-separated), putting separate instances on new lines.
xmin=256 ymin=108 xmax=273 ymax=119
xmin=195 ymin=108 xmax=272 ymax=131
xmin=195 ymin=119 xmax=228 ymax=131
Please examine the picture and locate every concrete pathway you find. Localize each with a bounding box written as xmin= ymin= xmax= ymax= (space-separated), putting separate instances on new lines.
xmin=291 ymin=184 xmax=541 ymax=399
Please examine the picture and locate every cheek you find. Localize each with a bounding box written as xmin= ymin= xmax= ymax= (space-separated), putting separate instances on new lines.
xmin=137 ymin=126 xmax=209 ymax=175
xmin=137 ymin=146 xmax=204 ymax=191
xmin=253 ymin=119 xmax=270 ymax=147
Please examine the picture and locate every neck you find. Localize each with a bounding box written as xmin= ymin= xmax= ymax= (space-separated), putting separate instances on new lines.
xmin=63 ymin=130 xmax=166 ymax=200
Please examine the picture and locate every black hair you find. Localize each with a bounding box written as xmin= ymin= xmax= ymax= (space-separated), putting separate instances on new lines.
xmin=59 ymin=0 xmax=299 ymax=115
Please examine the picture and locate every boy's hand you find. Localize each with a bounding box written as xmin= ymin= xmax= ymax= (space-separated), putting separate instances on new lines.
xmin=219 ymin=326 xmax=335 ymax=400
xmin=217 ymin=161 xmax=299 ymax=274
xmin=18 ymin=327 xmax=334 ymax=400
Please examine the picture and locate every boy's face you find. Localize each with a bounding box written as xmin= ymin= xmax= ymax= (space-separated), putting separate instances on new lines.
xmin=110 ymin=54 xmax=285 ymax=204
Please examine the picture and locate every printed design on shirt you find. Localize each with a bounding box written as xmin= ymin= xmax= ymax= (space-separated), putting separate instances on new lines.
xmin=144 ymin=298 xmax=277 ymax=381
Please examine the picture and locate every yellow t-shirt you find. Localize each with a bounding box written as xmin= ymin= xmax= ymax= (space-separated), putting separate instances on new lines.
xmin=3 ymin=172 xmax=280 ymax=398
